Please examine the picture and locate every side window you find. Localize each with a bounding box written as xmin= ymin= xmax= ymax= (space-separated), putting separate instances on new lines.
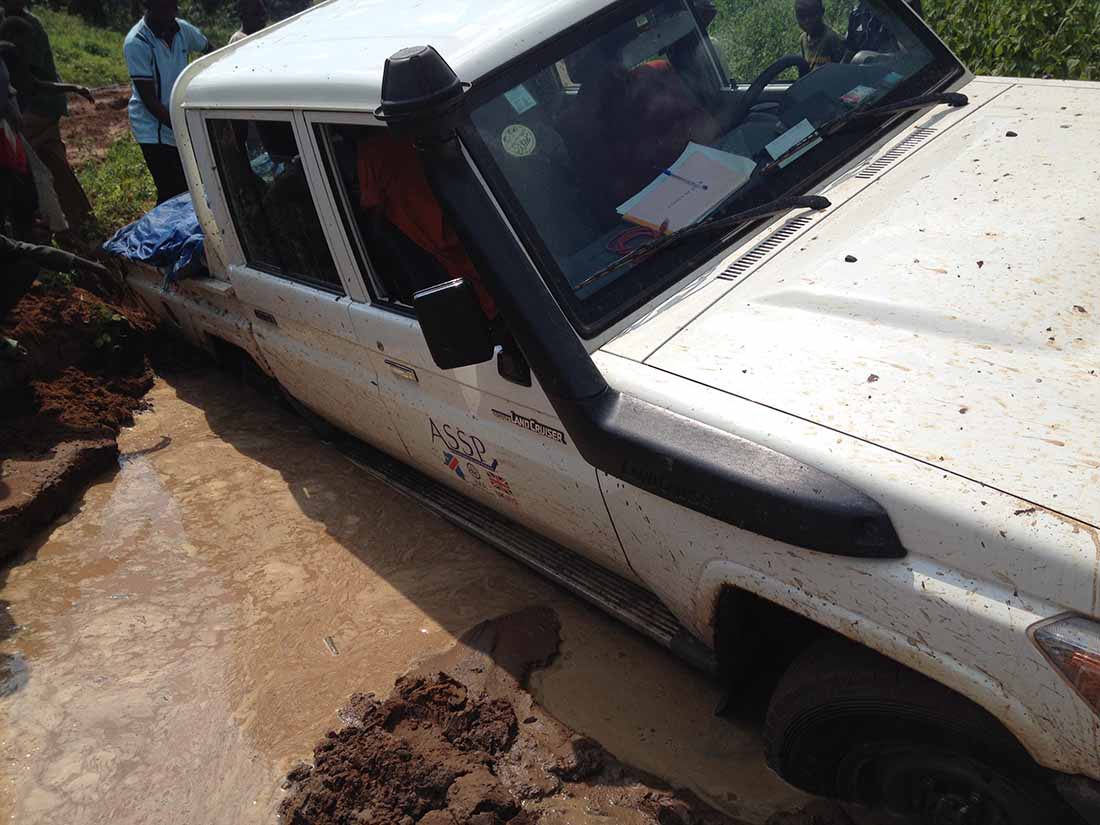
xmin=207 ymin=117 xmax=343 ymax=293
xmin=313 ymin=123 xmax=466 ymax=311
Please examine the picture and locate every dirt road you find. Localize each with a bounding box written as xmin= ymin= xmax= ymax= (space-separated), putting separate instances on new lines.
xmin=0 ymin=372 xmax=814 ymax=824
xmin=61 ymin=85 xmax=131 ymax=169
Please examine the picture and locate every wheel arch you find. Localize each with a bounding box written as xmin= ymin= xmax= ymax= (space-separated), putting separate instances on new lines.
xmin=698 ymin=561 xmax=1069 ymax=776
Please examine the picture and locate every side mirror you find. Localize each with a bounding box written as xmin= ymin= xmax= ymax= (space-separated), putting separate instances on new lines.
xmin=413 ymin=278 xmax=495 ymax=370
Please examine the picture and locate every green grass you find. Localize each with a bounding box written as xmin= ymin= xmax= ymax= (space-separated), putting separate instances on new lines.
xmin=36 ymin=8 xmax=128 ymax=87
xmin=77 ymin=134 xmax=156 ymax=231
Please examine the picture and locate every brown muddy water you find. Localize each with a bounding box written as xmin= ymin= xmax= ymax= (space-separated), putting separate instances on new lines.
xmin=0 ymin=372 xmax=810 ymax=824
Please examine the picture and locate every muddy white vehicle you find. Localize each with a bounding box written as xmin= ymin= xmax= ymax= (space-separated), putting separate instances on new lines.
xmin=114 ymin=0 xmax=1100 ymax=821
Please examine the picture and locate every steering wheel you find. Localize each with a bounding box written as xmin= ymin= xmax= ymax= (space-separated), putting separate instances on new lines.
xmin=726 ymin=55 xmax=811 ymax=128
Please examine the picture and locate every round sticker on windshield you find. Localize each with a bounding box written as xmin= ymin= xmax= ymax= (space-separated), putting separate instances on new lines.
xmin=501 ymin=124 xmax=536 ymax=158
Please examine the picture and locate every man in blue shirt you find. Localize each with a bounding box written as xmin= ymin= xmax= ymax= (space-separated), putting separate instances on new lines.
xmin=123 ymin=0 xmax=210 ymax=203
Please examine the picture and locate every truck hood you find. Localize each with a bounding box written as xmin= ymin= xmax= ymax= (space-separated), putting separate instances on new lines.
xmin=605 ymin=79 xmax=1100 ymax=528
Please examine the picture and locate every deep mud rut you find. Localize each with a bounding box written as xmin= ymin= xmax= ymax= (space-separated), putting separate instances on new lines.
xmin=0 ymin=372 xmax=844 ymax=824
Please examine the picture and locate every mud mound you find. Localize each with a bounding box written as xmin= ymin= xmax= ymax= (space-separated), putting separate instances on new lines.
xmin=1 ymin=283 xmax=154 ymax=555
xmin=280 ymin=607 xmax=742 ymax=825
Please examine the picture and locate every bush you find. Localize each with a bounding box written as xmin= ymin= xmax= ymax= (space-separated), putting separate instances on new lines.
xmin=924 ymin=0 xmax=1100 ymax=80
xmin=711 ymin=0 xmax=1100 ymax=82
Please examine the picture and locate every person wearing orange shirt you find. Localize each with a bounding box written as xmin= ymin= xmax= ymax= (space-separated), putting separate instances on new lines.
xmin=356 ymin=131 xmax=496 ymax=319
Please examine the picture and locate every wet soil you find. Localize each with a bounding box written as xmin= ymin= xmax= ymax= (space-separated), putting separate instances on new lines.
xmin=0 ymin=373 xmax=812 ymax=824
xmin=61 ymin=85 xmax=131 ymax=170
xmin=281 ymin=607 xmax=741 ymax=825
xmin=0 ymin=282 xmax=154 ymax=555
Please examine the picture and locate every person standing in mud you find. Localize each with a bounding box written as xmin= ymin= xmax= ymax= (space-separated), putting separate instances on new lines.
xmin=124 ymin=0 xmax=211 ymax=203
xmin=0 ymin=42 xmax=36 ymax=240
xmin=0 ymin=16 xmax=93 ymax=237
xmin=0 ymin=0 xmax=93 ymax=234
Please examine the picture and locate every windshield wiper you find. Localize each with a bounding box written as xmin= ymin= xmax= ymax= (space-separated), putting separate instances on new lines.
xmin=576 ymin=194 xmax=830 ymax=292
xmin=761 ymin=91 xmax=968 ymax=175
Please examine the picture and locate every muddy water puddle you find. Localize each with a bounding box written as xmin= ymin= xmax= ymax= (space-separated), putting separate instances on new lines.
xmin=0 ymin=373 xmax=808 ymax=824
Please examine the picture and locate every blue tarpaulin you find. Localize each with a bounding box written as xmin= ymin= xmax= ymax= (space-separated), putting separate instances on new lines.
xmin=102 ymin=193 xmax=205 ymax=280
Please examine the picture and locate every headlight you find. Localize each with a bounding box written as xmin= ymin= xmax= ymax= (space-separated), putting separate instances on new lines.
xmin=1032 ymin=614 xmax=1100 ymax=716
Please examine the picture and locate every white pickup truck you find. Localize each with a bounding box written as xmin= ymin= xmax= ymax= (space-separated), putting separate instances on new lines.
xmin=115 ymin=0 xmax=1100 ymax=821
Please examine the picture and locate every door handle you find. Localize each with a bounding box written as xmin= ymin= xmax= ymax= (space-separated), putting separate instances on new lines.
xmin=385 ymin=360 xmax=418 ymax=383
xmin=254 ymin=309 xmax=277 ymax=326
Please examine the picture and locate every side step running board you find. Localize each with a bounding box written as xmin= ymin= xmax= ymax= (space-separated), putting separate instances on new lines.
xmin=333 ymin=435 xmax=717 ymax=676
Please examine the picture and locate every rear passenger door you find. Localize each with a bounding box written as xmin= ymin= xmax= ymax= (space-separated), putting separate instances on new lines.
xmin=198 ymin=111 xmax=405 ymax=457
xmin=305 ymin=114 xmax=636 ymax=581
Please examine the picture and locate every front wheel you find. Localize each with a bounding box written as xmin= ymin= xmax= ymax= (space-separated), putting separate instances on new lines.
xmin=764 ymin=638 xmax=1077 ymax=825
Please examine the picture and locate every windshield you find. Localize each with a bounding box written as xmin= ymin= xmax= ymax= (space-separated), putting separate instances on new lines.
xmin=465 ymin=0 xmax=961 ymax=335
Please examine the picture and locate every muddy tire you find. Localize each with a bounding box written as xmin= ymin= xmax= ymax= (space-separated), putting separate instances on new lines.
xmin=764 ymin=638 xmax=1075 ymax=825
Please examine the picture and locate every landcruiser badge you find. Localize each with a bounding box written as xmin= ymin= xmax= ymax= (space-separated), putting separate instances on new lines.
xmin=501 ymin=124 xmax=536 ymax=158
xmin=491 ymin=409 xmax=566 ymax=445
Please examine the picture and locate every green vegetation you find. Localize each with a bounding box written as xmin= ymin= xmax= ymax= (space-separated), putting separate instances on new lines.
xmin=39 ymin=6 xmax=236 ymax=85
xmin=78 ymin=134 xmax=156 ymax=230
xmin=40 ymin=0 xmax=305 ymax=52
xmin=711 ymin=0 xmax=851 ymax=81
xmin=34 ymin=0 xmax=1098 ymax=241
xmin=89 ymin=302 xmax=127 ymax=349
xmin=924 ymin=0 xmax=1100 ymax=81
xmin=174 ymin=0 xmax=237 ymax=52
xmin=711 ymin=0 xmax=1100 ymax=82
xmin=37 ymin=268 xmax=77 ymax=291
xmin=37 ymin=7 xmax=127 ymax=86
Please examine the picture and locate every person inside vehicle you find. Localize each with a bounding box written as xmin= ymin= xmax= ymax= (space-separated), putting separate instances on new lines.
xmin=229 ymin=0 xmax=267 ymax=43
xmin=843 ymin=0 xmax=921 ymax=60
xmin=796 ymin=0 xmax=846 ymax=71
xmin=355 ymin=130 xmax=497 ymax=319
xmin=564 ymin=23 xmax=722 ymax=215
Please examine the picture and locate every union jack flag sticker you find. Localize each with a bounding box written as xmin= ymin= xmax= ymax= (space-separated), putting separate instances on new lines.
xmin=487 ymin=471 xmax=512 ymax=495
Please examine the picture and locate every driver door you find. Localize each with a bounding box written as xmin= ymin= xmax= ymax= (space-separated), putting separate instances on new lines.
xmin=304 ymin=113 xmax=638 ymax=582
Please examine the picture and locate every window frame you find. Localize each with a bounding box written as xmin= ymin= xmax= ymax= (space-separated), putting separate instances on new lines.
xmin=196 ymin=108 xmax=360 ymax=298
xmin=302 ymin=111 xmax=416 ymax=315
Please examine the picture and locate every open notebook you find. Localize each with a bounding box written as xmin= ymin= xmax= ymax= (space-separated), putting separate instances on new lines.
xmin=617 ymin=143 xmax=755 ymax=233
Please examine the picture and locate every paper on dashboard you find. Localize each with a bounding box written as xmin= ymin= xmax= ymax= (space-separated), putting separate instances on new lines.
xmin=617 ymin=143 xmax=755 ymax=233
